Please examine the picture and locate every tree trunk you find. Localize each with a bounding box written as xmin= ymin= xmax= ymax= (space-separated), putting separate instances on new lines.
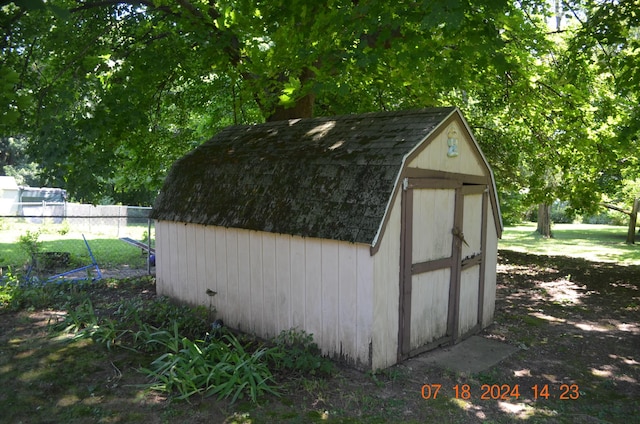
xmin=266 ymin=92 xmax=316 ymax=121
xmin=265 ymin=67 xmax=316 ymax=121
xmin=537 ymin=203 xmax=553 ymax=238
xmin=626 ymin=198 xmax=639 ymax=244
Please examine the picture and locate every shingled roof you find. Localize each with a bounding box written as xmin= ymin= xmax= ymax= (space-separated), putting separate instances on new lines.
xmin=151 ymin=107 xmax=457 ymax=244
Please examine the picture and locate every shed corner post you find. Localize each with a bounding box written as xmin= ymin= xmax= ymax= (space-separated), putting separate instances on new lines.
xmin=398 ymin=177 xmax=413 ymax=362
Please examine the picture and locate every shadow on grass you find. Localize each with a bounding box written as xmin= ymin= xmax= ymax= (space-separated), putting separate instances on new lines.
xmin=485 ymin=249 xmax=640 ymax=422
xmin=1 ymin=252 xmax=638 ymax=423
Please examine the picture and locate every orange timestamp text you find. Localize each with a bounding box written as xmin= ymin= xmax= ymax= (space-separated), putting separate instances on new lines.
xmin=421 ymin=384 xmax=580 ymax=401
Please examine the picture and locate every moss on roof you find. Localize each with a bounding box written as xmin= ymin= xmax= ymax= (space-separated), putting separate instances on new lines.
xmin=151 ymin=108 xmax=456 ymax=244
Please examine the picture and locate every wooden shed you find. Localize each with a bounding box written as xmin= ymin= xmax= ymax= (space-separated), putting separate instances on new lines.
xmin=151 ymin=107 xmax=502 ymax=370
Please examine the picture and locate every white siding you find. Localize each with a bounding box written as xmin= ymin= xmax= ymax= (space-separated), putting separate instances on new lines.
xmin=410 ymin=269 xmax=451 ymax=349
xmin=408 ymin=121 xmax=485 ymax=176
xmin=462 ymin=193 xmax=483 ymax=259
xmin=155 ymin=221 xmax=375 ymax=367
xmin=372 ymin=192 xmax=402 ymax=369
xmin=413 ymin=189 xmax=455 ymax=263
xmin=483 ymin=205 xmax=499 ymax=327
xmin=458 ymin=265 xmax=480 ymax=336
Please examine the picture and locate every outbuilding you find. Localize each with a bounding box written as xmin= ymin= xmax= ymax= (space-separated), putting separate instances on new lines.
xmin=151 ymin=107 xmax=502 ymax=370
xmin=0 ymin=176 xmax=19 ymax=216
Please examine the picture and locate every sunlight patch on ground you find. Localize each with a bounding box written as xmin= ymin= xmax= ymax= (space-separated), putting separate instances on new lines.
xmin=572 ymin=321 xmax=613 ymax=332
xmin=530 ymin=312 xmax=566 ymax=323
xmin=497 ymin=401 xmax=538 ymax=419
xmin=538 ymin=280 xmax=585 ymax=304
xmin=609 ymin=354 xmax=640 ymax=366
xmin=591 ymin=366 xmax=614 ymax=378
xmin=591 ymin=365 xmax=638 ymax=383
xmin=56 ymin=394 xmax=80 ymax=407
xmin=616 ymin=322 xmax=640 ymax=334
xmin=449 ymin=398 xmax=488 ymax=420
xmin=513 ymin=368 xmax=532 ymax=377
xmin=569 ymin=319 xmax=638 ymax=334
xmin=17 ymin=367 xmax=46 ymax=382
xmin=82 ymin=394 xmax=103 ymax=406
xmin=14 ymin=349 xmax=36 ymax=359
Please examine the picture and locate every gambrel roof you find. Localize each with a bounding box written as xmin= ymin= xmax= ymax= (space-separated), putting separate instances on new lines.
xmin=152 ymin=107 xmax=496 ymax=245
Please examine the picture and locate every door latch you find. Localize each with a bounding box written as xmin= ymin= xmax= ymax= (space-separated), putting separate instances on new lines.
xmin=452 ymin=227 xmax=469 ymax=247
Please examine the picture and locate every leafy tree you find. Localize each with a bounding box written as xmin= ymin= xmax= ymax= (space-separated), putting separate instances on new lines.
xmin=1 ymin=0 xmax=637 ymax=227
xmin=1 ymin=0 xmax=556 ymax=202
xmin=0 ymin=136 xmax=39 ymax=185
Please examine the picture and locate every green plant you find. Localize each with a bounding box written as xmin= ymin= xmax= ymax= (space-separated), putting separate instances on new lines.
xmin=0 ymin=269 xmax=20 ymax=307
xmin=141 ymin=326 xmax=281 ymax=403
xmin=57 ymin=220 xmax=70 ymax=236
xmin=58 ymin=298 xmax=100 ymax=334
xmin=18 ymin=230 xmax=41 ymax=266
xmin=113 ymin=296 xmax=210 ymax=341
xmin=271 ymin=328 xmax=334 ymax=376
xmin=0 ymin=275 xmax=97 ymax=312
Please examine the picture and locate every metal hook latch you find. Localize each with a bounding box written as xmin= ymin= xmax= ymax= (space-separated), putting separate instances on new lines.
xmin=452 ymin=227 xmax=469 ymax=247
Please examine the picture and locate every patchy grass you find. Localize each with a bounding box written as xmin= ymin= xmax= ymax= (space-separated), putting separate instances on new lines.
xmin=0 ymin=221 xmax=152 ymax=275
xmin=500 ymin=223 xmax=640 ymax=264
xmin=0 ymin=248 xmax=638 ymax=422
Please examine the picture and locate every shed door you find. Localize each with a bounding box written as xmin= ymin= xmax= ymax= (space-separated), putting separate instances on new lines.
xmin=399 ymin=178 xmax=488 ymax=360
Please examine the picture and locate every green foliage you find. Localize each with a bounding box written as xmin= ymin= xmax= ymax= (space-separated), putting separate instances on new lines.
xmin=271 ymin=328 xmax=334 ymax=377
xmin=46 ymin=288 xmax=280 ymax=403
xmin=0 ymin=276 xmax=93 ymax=312
xmin=550 ymin=201 xmax=576 ymax=224
xmin=499 ymin=190 xmax=530 ymax=226
xmin=582 ymin=211 xmax=626 ymax=226
xmin=113 ymin=296 xmax=210 ymax=341
xmin=0 ymin=270 xmax=20 ymax=308
xmin=58 ymin=297 xmax=99 ymax=334
xmin=2 ymin=0 xmax=638 ymax=216
xmin=18 ymin=230 xmax=41 ymax=264
xmin=141 ymin=328 xmax=281 ymax=402
xmin=57 ymin=220 xmax=70 ymax=236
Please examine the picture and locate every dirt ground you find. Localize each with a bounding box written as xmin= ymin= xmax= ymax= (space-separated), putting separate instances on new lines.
xmin=0 ymin=250 xmax=638 ymax=423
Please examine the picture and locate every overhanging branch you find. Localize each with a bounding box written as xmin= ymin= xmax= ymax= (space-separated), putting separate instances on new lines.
xmin=601 ymin=203 xmax=631 ymax=216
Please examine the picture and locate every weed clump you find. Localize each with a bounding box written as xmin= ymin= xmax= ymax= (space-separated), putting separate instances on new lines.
xmin=271 ymin=328 xmax=334 ymax=377
xmin=1 ymin=276 xmax=334 ymax=404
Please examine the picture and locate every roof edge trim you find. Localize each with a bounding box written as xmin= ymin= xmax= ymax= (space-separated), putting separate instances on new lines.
xmin=369 ymin=109 xmax=458 ymax=251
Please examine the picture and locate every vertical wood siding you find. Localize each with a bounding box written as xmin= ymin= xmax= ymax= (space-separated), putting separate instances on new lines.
xmin=410 ymin=269 xmax=451 ymax=350
xmin=458 ymin=266 xmax=480 ymax=336
xmin=462 ymin=193 xmax=483 ymax=258
xmin=155 ymin=221 xmax=375 ymax=367
xmin=482 ymin=205 xmax=499 ymax=327
xmin=412 ymin=189 xmax=455 ymax=263
xmin=372 ymin=192 xmax=402 ymax=369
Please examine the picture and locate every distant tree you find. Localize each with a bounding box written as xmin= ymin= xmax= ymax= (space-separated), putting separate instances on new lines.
xmin=0 ymin=136 xmax=39 ymax=185
xmin=1 ymin=0 xmax=557 ymax=202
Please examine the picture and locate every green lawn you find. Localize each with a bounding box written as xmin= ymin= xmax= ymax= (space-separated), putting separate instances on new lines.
xmin=0 ymin=221 xmax=153 ymax=271
xmin=499 ymin=223 xmax=640 ymax=265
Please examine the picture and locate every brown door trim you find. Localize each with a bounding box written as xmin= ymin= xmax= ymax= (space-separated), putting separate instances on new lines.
xmin=398 ymin=181 xmax=413 ymax=361
xmin=399 ymin=179 xmax=489 ymax=360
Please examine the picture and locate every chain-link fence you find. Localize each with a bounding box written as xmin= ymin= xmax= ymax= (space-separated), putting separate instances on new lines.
xmin=0 ymin=202 xmax=154 ymax=283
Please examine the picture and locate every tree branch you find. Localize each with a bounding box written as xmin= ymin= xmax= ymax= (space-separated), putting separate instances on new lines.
xmin=601 ymin=203 xmax=631 ymax=215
